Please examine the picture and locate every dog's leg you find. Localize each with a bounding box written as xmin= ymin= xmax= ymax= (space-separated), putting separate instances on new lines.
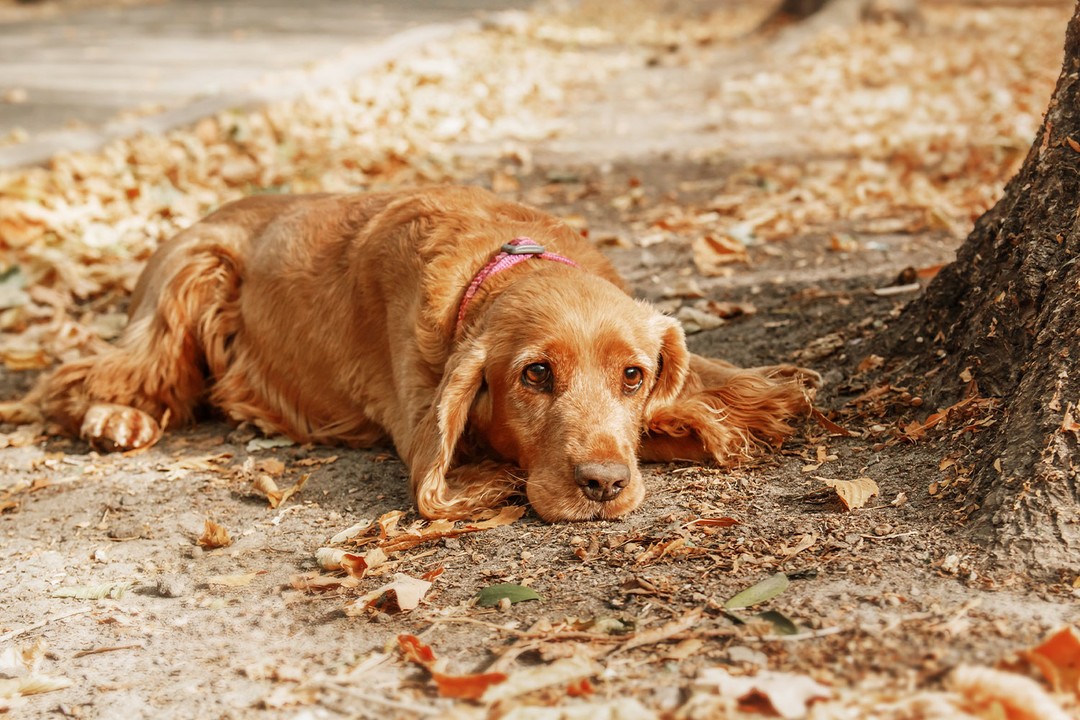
xmin=640 ymin=354 xmax=820 ymax=464
xmin=30 ymin=244 xmax=241 ymax=451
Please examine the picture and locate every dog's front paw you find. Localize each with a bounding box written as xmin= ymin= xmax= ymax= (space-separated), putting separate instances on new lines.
xmin=81 ymin=403 xmax=163 ymax=452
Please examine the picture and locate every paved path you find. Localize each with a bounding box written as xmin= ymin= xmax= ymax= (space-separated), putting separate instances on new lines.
xmin=0 ymin=0 xmax=529 ymax=169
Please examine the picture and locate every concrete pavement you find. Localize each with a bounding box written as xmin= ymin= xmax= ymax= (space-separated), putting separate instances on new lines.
xmin=0 ymin=0 xmax=531 ymax=169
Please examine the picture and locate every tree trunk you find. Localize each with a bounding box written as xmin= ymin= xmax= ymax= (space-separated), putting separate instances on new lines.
xmin=878 ymin=6 xmax=1080 ymax=574
xmin=756 ymin=0 xmax=922 ymax=55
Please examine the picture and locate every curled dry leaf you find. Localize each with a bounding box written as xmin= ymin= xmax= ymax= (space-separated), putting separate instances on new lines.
xmin=327 ymin=519 xmax=372 ymax=545
xmin=344 ymin=572 xmax=431 ymax=615
xmin=197 ymin=518 xmax=232 ymax=549
xmin=950 ymin=665 xmax=1072 ymax=720
xmin=52 ymin=582 xmax=132 ymax=600
xmin=397 ymin=634 xmax=508 ymax=701
xmin=692 ymin=234 xmax=749 ymax=276
xmin=694 ymin=667 xmax=833 ymax=719
xmin=289 ymin=573 xmax=359 ymax=592
xmin=253 ymin=473 xmax=310 ymax=509
xmin=1021 ymin=626 xmax=1080 ymax=697
xmin=0 ymin=641 xmax=72 ymax=701
xmin=818 ymin=476 xmax=880 ymax=511
xmin=481 ymin=655 xmax=603 ymax=704
xmin=206 ymin=572 xmax=263 ymax=587
xmin=314 ymin=546 xmax=386 ymax=578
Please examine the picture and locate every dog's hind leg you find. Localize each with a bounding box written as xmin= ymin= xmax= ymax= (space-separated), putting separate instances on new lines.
xmin=29 ymin=242 xmax=243 ymax=452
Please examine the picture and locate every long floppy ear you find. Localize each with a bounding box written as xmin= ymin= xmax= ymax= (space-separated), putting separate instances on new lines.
xmin=407 ymin=336 xmax=489 ymax=519
xmin=645 ymin=313 xmax=690 ymax=412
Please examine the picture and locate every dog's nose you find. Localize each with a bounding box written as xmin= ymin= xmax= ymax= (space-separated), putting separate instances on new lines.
xmin=574 ymin=462 xmax=630 ymax=502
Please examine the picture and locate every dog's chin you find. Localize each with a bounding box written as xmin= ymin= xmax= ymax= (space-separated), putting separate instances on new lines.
xmin=526 ymin=472 xmax=646 ymax=522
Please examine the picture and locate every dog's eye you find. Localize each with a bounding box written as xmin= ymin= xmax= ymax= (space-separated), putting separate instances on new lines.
xmin=522 ymin=362 xmax=553 ymax=390
xmin=623 ymin=366 xmax=644 ymax=392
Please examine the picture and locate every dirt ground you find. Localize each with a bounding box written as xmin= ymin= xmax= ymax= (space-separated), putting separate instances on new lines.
xmin=2 ymin=1 xmax=1079 ymax=718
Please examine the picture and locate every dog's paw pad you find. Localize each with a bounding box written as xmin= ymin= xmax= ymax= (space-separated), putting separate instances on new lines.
xmin=81 ymin=404 xmax=162 ymax=452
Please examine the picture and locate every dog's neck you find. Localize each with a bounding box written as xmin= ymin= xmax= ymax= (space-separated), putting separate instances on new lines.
xmin=453 ymin=238 xmax=578 ymax=338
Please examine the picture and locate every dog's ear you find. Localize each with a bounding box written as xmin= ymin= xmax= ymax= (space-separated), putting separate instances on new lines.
xmin=646 ymin=313 xmax=690 ymax=411
xmin=408 ymin=336 xmax=489 ymax=519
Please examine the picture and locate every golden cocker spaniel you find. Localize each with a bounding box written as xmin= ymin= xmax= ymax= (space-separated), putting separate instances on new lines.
xmin=28 ymin=186 xmax=818 ymax=521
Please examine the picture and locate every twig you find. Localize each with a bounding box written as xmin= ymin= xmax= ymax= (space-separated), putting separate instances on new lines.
xmin=73 ymin=642 xmax=144 ymax=658
xmin=862 ymin=530 xmax=919 ymax=541
xmin=431 ymin=616 xmax=623 ymax=643
xmin=608 ymin=608 xmax=704 ymax=657
xmin=0 ymin=607 xmax=92 ymax=644
xmin=748 ymin=626 xmax=846 ymax=642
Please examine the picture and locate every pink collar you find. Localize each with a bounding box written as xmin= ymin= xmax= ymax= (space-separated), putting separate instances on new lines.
xmin=455 ymin=237 xmax=578 ymax=335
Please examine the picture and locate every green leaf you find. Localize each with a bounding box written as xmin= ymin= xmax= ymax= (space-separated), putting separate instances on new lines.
xmin=757 ymin=610 xmax=799 ymax=635
xmin=475 ymin=583 xmax=542 ymax=607
xmin=723 ymin=572 xmax=789 ymax=610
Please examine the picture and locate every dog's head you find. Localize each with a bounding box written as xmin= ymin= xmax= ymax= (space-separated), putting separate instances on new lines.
xmin=412 ymin=272 xmax=689 ymax=521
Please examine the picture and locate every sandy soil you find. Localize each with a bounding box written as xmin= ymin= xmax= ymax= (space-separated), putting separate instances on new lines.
xmin=2 ymin=1 xmax=1079 ymax=718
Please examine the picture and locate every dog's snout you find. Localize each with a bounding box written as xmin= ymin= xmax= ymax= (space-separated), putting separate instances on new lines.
xmin=574 ymin=462 xmax=630 ymax=502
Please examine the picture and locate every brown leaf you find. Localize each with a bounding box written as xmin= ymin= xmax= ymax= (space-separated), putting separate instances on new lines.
xmin=692 ymin=234 xmax=748 ymax=276
xmin=951 ymin=665 xmax=1071 ymax=720
xmin=206 ymin=572 xmax=263 ymax=587
xmin=344 ymin=572 xmax=431 ymax=615
xmin=694 ymin=667 xmax=832 ymax=719
xmin=1022 ymin=626 xmax=1080 ymax=697
xmin=255 ymin=458 xmax=286 ymax=477
xmin=817 ymin=476 xmax=879 ymax=511
xmin=396 ymin=634 xmax=508 ymax=700
xmin=197 ymin=518 xmax=232 ymax=548
xmin=289 ymin=572 xmax=358 ymax=592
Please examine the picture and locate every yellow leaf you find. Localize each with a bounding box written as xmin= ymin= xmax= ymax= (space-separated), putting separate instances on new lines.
xmin=692 ymin=234 xmax=748 ymax=276
xmin=206 ymin=572 xmax=263 ymax=587
xmin=819 ymin=476 xmax=879 ymax=511
xmin=197 ymin=518 xmax=232 ymax=548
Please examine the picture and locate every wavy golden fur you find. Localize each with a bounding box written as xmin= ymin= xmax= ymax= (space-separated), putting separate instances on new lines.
xmin=27 ymin=186 xmax=819 ymax=521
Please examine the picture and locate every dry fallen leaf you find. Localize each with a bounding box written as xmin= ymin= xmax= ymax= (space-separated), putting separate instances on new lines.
xmin=0 ymin=641 xmax=73 ymax=702
xmin=252 ymin=473 xmax=310 ymax=509
xmin=344 ymin=572 xmax=431 ymax=615
xmin=206 ymin=572 xmax=263 ymax=588
xmin=289 ymin=573 xmax=359 ymax=592
xmin=481 ymin=655 xmax=602 ymax=704
xmin=51 ymin=582 xmax=132 ymax=600
xmin=951 ymin=665 xmax=1072 ymax=720
xmin=397 ymin=634 xmax=508 ymax=700
xmin=692 ymin=234 xmax=749 ymax=275
xmin=818 ymin=476 xmax=879 ymax=511
xmin=694 ymin=667 xmax=833 ymax=719
xmin=1022 ymin=626 xmax=1080 ymax=697
xmin=197 ymin=518 xmax=232 ymax=549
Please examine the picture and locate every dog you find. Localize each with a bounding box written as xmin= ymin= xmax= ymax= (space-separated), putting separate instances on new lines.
xmin=25 ymin=186 xmax=819 ymax=521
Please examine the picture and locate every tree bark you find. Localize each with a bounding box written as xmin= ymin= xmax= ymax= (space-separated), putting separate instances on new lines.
xmin=878 ymin=5 xmax=1080 ymax=574
xmin=756 ymin=0 xmax=922 ymax=55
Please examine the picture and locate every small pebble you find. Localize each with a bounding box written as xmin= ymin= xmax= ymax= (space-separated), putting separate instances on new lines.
xmin=156 ymin=575 xmax=191 ymax=598
xmin=728 ymin=645 xmax=768 ymax=666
